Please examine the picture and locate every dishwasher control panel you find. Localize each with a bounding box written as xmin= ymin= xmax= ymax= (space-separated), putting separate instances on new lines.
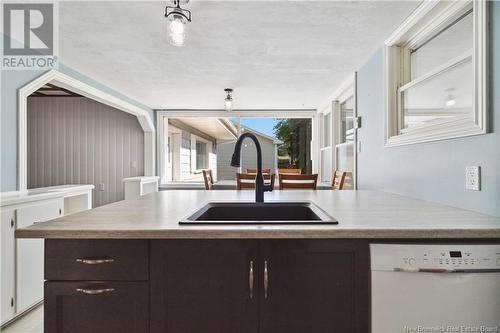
xmin=370 ymin=244 xmax=500 ymax=270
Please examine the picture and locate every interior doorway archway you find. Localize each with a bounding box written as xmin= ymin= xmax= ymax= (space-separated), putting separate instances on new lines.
xmin=17 ymin=69 xmax=155 ymax=190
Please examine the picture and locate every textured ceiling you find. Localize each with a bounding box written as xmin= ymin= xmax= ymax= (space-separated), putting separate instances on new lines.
xmin=59 ymin=1 xmax=420 ymax=110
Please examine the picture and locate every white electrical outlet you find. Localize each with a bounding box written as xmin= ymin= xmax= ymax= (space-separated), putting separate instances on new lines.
xmin=99 ymin=183 xmax=105 ymax=191
xmin=465 ymin=166 xmax=481 ymax=191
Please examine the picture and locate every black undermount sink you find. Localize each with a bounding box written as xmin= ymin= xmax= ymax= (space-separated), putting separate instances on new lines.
xmin=179 ymin=202 xmax=338 ymax=225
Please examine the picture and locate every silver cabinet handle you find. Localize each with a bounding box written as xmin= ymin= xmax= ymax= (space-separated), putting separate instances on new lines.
xmin=75 ymin=258 xmax=115 ymax=265
xmin=264 ymin=260 xmax=269 ymax=299
xmin=76 ymin=287 xmax=115 ymax=295
xmin=249 ymin=260 xmax=254 ymax=299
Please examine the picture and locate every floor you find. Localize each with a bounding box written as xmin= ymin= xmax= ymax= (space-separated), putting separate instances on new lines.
xmin=1 ymin=306 xmax=43 ymax=333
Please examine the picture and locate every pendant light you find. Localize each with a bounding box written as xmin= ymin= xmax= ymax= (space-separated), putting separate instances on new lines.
xmin=224 ymin=88 xmax=233 ymax=111
xmin=165 ymin=0 xmax=192 ymax=47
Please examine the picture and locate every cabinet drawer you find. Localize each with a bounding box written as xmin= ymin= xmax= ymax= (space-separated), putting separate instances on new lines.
xmin=16 ymin=199 xmax=63 ymax=228
xmin=45 ymin=240 xmax=148 ymax=281
xmin=45 ymin=281 xmax=149 ymax=333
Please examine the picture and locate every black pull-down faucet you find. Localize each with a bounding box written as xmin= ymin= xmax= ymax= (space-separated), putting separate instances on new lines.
xmin=231 ymin=133 xmax=273 ymax=203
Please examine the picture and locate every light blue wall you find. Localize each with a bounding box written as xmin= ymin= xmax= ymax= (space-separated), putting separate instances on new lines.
xmin=357 ymin=2 xmax=500 ymax=217
xmin=1 ymin=64 xmax=154 ymax=192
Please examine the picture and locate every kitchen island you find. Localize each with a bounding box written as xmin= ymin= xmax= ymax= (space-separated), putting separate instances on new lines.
xmin=16 ymin=190 xmax=500 ymax=333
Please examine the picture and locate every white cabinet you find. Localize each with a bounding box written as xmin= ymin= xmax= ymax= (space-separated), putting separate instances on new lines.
xmin=16 ymin=199 xmax=62 ymax=314
xmin=123 ymin=176 xmax=159 ymax=200
xmin=1 ymin=185 xmax=93 ymax=326
xmin=1 ymin=209 xmax=16 ymax=324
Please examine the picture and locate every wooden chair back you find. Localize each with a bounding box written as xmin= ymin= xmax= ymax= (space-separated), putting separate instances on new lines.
xmin=279 ymin=174 xmax=318 ymax=190
xmin=236 ymin=173 xmax=275 ymax=190
xmin=278 ymin=168 xmax=302 ymax=174
xmin=331 ymin=170 xmax=347 ymax=190
xmin=246 ymin=168 xmax=271 ymax=174
xmin=202 ymin=169 xmax=214 ymax=190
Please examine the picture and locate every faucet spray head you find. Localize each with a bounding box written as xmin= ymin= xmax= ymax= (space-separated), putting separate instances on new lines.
xmin=230 ymin=139 xmax=242 ymax=167
xmin=230 ymin=153 xmax=240 ymax=167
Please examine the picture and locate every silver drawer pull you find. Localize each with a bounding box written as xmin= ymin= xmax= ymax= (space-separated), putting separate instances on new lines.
xmin=76 ymin=287 xmax=115 ymax=295
xmin=249 ymin=260 xmax=254 ymax=299
xmin=75 ymin=258 xmax=115 ymax=265
xmin=264 ymin=260 xmax=269 ymax=299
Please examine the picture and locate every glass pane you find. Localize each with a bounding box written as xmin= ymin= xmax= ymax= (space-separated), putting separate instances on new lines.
xmin=410 ymin=11 xmax=472 ymax=79
xmin=336 ymin=143 xmax=354 ymax=173
xmin=271 ymin=118 xmax=312 ymax=174
xmin=323 ymin=113 xmax=331 ymax=148
xmin=340 ymin=96 xmax=355 ymax=144
xmin=237 ymin=117 xmax=279 ymax=175
xmin=196 ymin=141 xmax=207 ymax=170
xmin=402 ymin=57 xmax=473 ymax=131
xmin=320 ymin=148 xmax=331 ymax=183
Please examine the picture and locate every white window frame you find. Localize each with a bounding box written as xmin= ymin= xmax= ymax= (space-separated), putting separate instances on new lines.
xmin=191 ymin=135 xmax=210 ymax=173
xmin=333 ymin=78 xmax=356 ymax=190
xmin=384 ymin=0 xmax=488 ymax=147
xmin=317 ymin=74 xmax=357 ymax=188
xmin=319 ymin=106 xmax=333 ymax=183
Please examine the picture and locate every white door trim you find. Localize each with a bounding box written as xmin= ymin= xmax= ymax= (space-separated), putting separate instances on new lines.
xmin=156 ymin=109 xmax=317 ymax=118
xmin=18 ymin=69 xmax=156 ymax=190
xmin=156 ymin=110 xmax=319 ymax=182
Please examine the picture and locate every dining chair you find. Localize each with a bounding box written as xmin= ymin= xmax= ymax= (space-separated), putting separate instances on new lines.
xmin=331 ymin=170 xmax=347 ymax=190
xmin=279 ymin=174 xmax=318 ymax=190
xmin=202 ymin=169 xmax=214 ymax=190
xmin=246 ymin=168 xmax=271 ymax=174
xmin=236 ymin=173 xmax=275 ymax=190
xmin=278 ymin=168 xmax=302 ymax=174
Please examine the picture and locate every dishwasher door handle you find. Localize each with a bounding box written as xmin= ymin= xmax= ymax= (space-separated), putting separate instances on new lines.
xmin=393 ymin=267 xmax=500 ymax=273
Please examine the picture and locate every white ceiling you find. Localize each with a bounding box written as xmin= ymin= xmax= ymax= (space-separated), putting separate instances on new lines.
xmin=59 ymin=1 xmax=420 ymax=110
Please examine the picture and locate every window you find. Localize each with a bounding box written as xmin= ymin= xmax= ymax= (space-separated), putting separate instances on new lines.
xmin=385 ymin=1 xmax=488 ymax=146
xmin=321 ymin=74 xmax=356 ymax=189
xmin=196 ymin=140 xmax=207 ymax=170
xmin=336 ymin=93 xmax=355 ymax=184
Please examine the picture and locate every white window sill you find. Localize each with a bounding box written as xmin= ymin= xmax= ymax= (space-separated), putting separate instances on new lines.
xmin=385 ymin=121 xmax=487 ymax=147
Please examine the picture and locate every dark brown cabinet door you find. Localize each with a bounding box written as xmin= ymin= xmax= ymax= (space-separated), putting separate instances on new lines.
xmin=259 ymin=240 xmax=369 ymax=333
xmin=45 ymin=281 xmax=149 ymax=333
xmin=150 ymin=240 xmax=259 ymax=333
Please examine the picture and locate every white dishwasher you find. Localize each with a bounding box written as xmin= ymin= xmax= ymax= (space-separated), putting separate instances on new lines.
xmin=371 ymin=244 xmax=500 ymax=333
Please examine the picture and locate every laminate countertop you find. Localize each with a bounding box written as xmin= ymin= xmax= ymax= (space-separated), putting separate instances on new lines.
xmin=15 ymin=190 xmax=500 ymax=239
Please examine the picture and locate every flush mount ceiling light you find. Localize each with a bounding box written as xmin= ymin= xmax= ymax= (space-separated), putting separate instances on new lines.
xmin=224 ymin=88 xmax=233 ymax=111
xmin=444 ymin=88 xmax=456 ymax=108
xmin=445 ymin=95 xmax=456 ymax=108
xmin=165 ymin=0 xmax=192 ymax=47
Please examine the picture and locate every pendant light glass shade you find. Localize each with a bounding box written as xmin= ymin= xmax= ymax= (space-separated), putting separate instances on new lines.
xmin=168 ymin=14 xmax=187 ymax=47
xmin=164 ymin=0 xmax=191 ymax=47
xmin=225 ymin=99 xmax=233 ymax=111
xmin=224 ymin=88 xmax=233 ymax=111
